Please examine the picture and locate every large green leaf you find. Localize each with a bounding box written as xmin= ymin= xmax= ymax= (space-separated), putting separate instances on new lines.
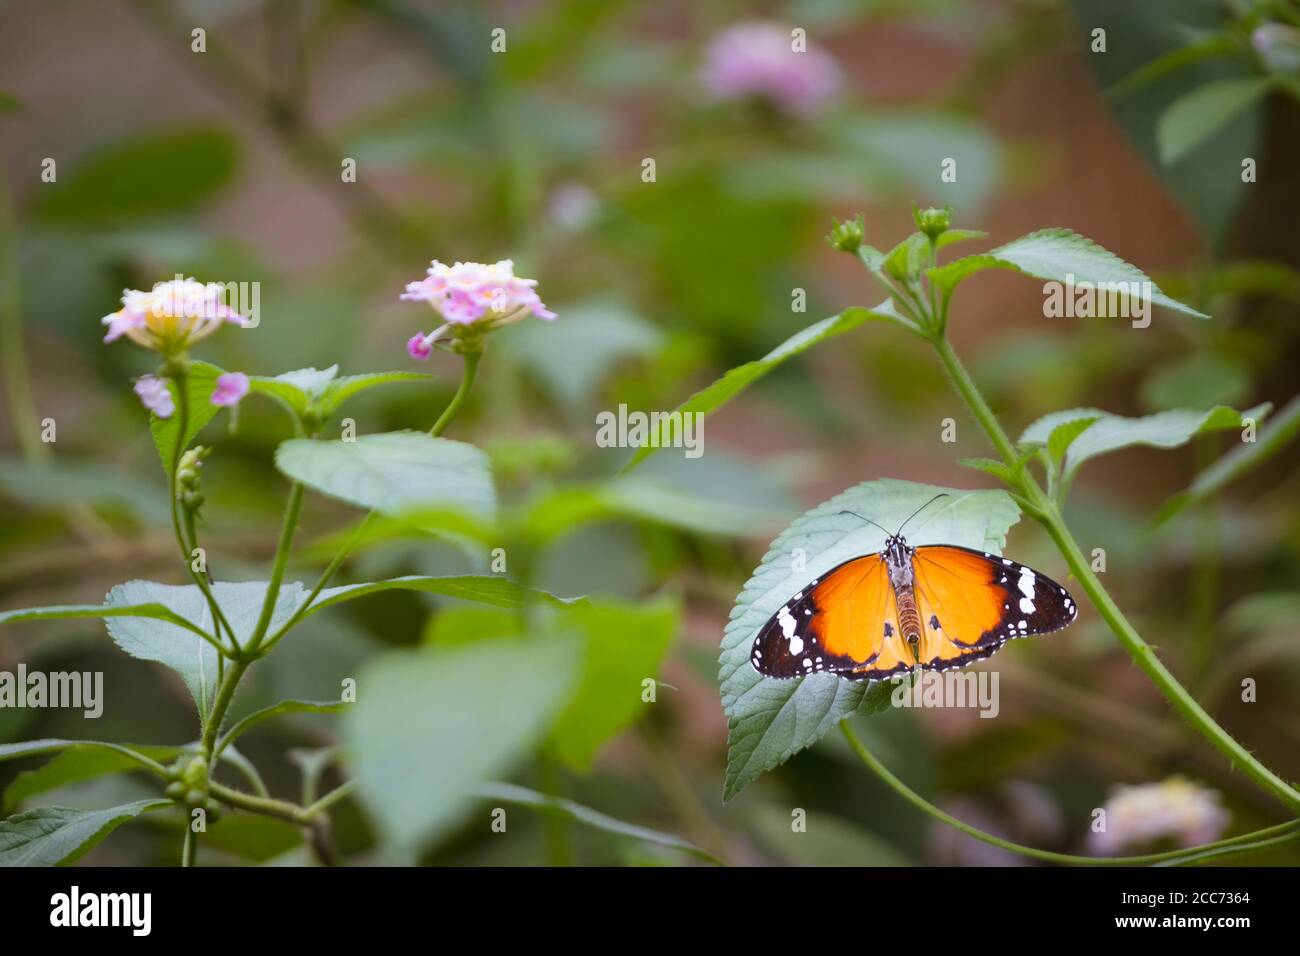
xmin=1156 ymin=78 xmax=1273 ymax=166
xmin=722 ymin=479 xmax=1021 ymax=801
xmin=305 ymin=575 xmax=585 ymax=616
xmin=0 ymin=800 xmax=171 ymax=866
xmin=1020 ymin=404 xmax=1270 ymax=483
xmin=104 ymin=580 xmax=303 ymax=714
xmin=547 ymin=598 xmax=679 ymax=771
xmin=31 ymin=126 xmax=238 ymax=224
xmin=150 ymin=361 xmax=226 ymax=472
xmin=927 ymin=229 xmax=1209 ymax=319
xmin=4 ymin=744 xmax=182 ymax=813
xmin=475 ymin=782 xmax=717 ymax=863
xmin=276 ymin=431 xmax=496 ymax=518
xmin=344 ymin=637 xmax=580 ymax=854
xmin=622 ymin=302 xmax=904 ymax=472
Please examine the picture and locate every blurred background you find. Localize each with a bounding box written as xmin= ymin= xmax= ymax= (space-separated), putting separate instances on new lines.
xmin=1 ymin=0 xmax=1298 ymax=865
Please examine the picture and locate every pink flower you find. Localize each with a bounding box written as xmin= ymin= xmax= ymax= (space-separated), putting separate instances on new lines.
xmin=407 ymin=333 xmax=434 ymax=361
xmin=211 ymin=372 xmax=250 ymax=407
xmin=402 ymin=259 xmax=555 ymax=359
xmin=102 ymin=278 xmax=251 ymax=353
xmin=134 ymin=375 xmax=175 ymax=419
xmin=700 ymin=21 xmax=841 ymax=116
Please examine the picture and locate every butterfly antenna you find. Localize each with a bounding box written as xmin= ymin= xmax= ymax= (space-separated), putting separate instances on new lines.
xmin=895 ymin=493 xmax=950 ymax=536
xmin=838 ymin=509 xmax=894 ymax=537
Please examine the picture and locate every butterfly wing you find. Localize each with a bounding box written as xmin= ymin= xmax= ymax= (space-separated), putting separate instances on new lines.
xmin=911 ymin=545 xmax=1077 ymax=671
xmin=750 ymin=554 xmax=916 ymax=681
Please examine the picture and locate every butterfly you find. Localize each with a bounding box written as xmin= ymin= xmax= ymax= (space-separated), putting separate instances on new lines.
xmin=749 ymin=495 xmax=1078 ymax=681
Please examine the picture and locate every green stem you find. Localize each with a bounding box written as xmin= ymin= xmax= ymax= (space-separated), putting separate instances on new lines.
xmin=209 ymin=780 xmax=314 ymax=826
xmin=168 ymin=368 xmax=236 ymax=650
xmin=304 ymin=779 xmax=356 ymax=817
xmin=537 ymin=747 xmax=573 ymax=866
xmin=199 ymin=660 xmax=248 ymax=757
xmin=840 ymin=721 xmax=1298 ymax=865
xmin=931 ymin=334 xmax=1300 ymax=814
xmin=245 ymin=481 xmax=305 ymax=656
xmin=429 ymin=348 xmax=480 ymax=438
xmin=181 ymin=826 xmax=196 ymax=867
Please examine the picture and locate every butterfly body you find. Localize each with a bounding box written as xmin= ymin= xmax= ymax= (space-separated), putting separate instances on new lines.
xmin=750 ymin=534 xmax=1077 ymax=681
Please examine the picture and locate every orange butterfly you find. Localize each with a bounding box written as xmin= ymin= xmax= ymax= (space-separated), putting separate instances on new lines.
xmin=750 ymin=496 xmax=1077 ymax=680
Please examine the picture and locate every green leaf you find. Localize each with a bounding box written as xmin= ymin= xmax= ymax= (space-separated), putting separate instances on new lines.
xmin=0 ymin=738 xmax=173 ymax=766
xmin=957 ymin=457 xmax=1016 ymax=485
xmin=344 ymin=637 xmax=581 ymax=853
xmin=250 ymin=366 xmax=431 ymax=421
xmin=1108 ymin=34 xmax=1242 ymax=98
xmin=150 ymin=361 xmax=226 ymax=472
xmin=0 ymin=800 xmax=171 ymax=866
xmin=1155 ymin=395 xmax=1300 ymax=525
xmin=926 ymin=229 xmax=1209 ymax=319
xmin=934 ymin=228 xmax=989 ymax=253
xmin=1047 ymin=416 xmax=1103 ymax=467
xmin=276 ymin=431 xmax=496 ymax=519
xmin=104 ymin=580 xmax=303 ymax=714
xmin=4 ymin=745 xmax=182 ymax=813
xmin=475 ymin=782 xmax=718 ymax=863
xmin=1156 ymin=78 xmax=1273 ymax=166
xmin=1020 ymin=404 xmax=1270 ymax=483
xmin=31 ymin=126 xmax=238 ymax=224
xmin=622 ymin=302 xmax=905 ymax=472
xmin=304 ymin=575 xmax=586 ymax=616
xmin=883 ymin=232 xmax=930 ymax=282
xmin=547 ymin=597 xmax=678 ymax=771
xmin=0 ymin=601 xmax=208 ymax=637
xmin=722 ymin=479 xmax=1021 ymax=800
xmin=217 ymin=700 xmax=347 ymax=755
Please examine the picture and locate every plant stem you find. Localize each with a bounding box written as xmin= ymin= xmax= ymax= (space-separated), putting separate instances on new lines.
xmin=246 ymin=481 xmax=305 ymax=655
xmin=181 ymin=827 xmax=196 ymax=867
xmin=209 ymin=781 xmax=315 ymax=826
xmin=304 ymin=780 xmax=357 ymax=817
xmin=429 ymin=348 xmax=480 ymax=438
xmin=931 ymin=334 xmax=1300 ymax=813
xmin=840 ymin=721 xmax=1298 ymax=865
xmin=168 ymin=368 xmax=236 ymax=650
xmin=537 ymin=747 xmax=573 ymax=866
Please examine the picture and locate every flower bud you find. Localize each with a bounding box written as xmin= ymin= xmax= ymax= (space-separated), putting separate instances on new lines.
xmin=828 ymin=215 xmax=864 ymax=252
xmin=914 ymin=205 xmax=951 ymax=241
xmin=165 ymin=781 xmax=186 ymax=800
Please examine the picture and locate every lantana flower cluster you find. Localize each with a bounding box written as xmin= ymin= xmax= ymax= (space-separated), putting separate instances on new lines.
xmin=102 ymin=279 xmax=251 ymax=419
xmin=699 ymin=20 xmax=841 ymax=117
xmin=402 ymin=259 xmax=556 ymax=360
